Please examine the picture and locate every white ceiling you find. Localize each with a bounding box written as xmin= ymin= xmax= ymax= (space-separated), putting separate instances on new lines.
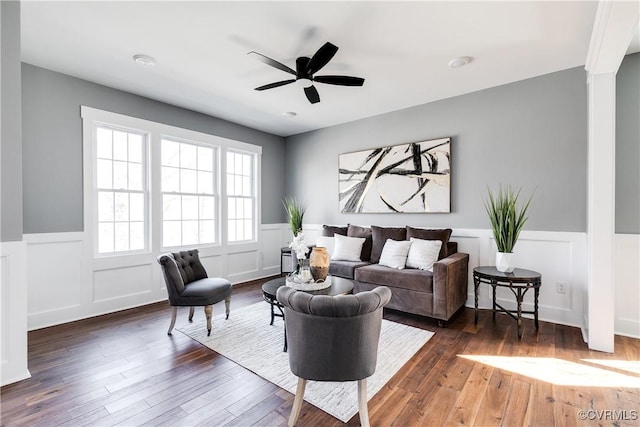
xmin=21 ymin=1 xmax=609 ymax=137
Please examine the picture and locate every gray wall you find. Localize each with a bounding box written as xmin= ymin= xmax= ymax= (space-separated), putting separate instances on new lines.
xmin=286 ymin=67 xmax=588 ymax=232
xmin=616 ymin=53 xmax=640 ymax=234
xmin=22 ymin=64 xmax=286 ymax=233
xmin=1 ymin=1 xmax=23 ymax=242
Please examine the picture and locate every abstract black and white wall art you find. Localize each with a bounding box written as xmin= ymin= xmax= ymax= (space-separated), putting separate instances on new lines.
xmin=339 ymin=137 xmax=451 ymax=213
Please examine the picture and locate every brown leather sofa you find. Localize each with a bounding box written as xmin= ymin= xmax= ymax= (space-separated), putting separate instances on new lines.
xmin=322 ymin=224 xmax=469 ymax=326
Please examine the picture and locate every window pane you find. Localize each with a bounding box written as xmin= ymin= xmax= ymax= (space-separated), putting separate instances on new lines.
xmin=96 ymin=128 xmax=112 ymax=159
xmin=227 ymin=152 xmax=235 ymax=174
xmin=200 ymin=220 xmax=215 ymax=243
xmin=162 ymin=166 xmax=180 ymax=192
xmin=182 ymin=220 xmax=198 ymax=245
xmin=113 ymin=161 xmax=128 ymax=190
xmin=198 ymin=171 xmax=213 ymax=194
xmin=235 ymin=155 xmax=243 ymax=175
xmin=182 ymin=195 xmax=198 ymax=220
xmin=98 ymin=223 xmax=114 ymax=253
xmin=236 ymin=220 xmax=244 ymax=241
xmin=163 ymin=195 xmax=181 ymax=220
xmin=180 ymin=143 xmax=197 ymax=169
xmin=130 ymin=193 xmax=144 ymax=221
xmin=228 ymin=219 xmax=236 ymax=241
xmin=244 ymin=220 xmax=253 ymax=240
xmin=236 ymin=198 xmax=244 ymax=218
xmin=128 ymin=134 xmax=143 ymax=163
xmin=235 ymin=176 xmax=243 ymax=196
xmin=199 ymin=196 xmax=214 ymax=220
xmin=114 ymin=222 xmax=129 ymax=251
xmin=198 ymin=146 xmax=213 ymax=171
xmin=114 ymin=192 xmax=129 ymax=221
xmin=97 ymin=159 xmax=112 ymax=189
xmin=242 ymin=155 xmax=251 ymax=176
xmin=129 ymin=163 xmax=143 ymax=191
xmin=228 ymin=197 xmax=236 ymax=219
xmin=113 ymin=131 xmax=128 ymax=161
xmin=226 ymin=176 xmax=234 ymax=196
xmin=163 ymin=221 xmax=181 ymax=247
xmin=244 ymin=199 xmax=253 ymax=219
xmin=98 ymin=191 xmax=114 ymax=222
xmin=242 ymin=177 xmax=251 ymax=196
xmin=162 ymin=139 xmax=180 ymax=167
xmin=181 ymin=169 xmax=197 ymax=194
xmin=130 ymin=222 xmax=145 ymax=250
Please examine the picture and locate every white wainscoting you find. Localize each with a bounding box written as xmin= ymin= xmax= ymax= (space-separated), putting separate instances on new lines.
xmin=25 ymin=224 xmax=289 ymax=331
xmin=0 ymin=240 xmax=30 ymax=386
xmin=614 ymin=234 xmax=640 ymax=338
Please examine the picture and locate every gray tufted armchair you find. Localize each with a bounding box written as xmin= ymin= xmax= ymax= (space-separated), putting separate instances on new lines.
xmin=276 ymin=286 xmax=391 ymax=427
xmin=157 ymin=249 xmax=232 ymax=336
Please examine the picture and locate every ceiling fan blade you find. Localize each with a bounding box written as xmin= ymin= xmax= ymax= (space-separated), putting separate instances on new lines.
xmin=314 ymin=75 xmax=365 ymax=86
xmin=254 ymin=79 xmax=296 ymax=91
xmin=248 ymin=51 xmax=296 ymax=76
xmin=304 ymin=85 xmax=320 ymax=104
xmin=306 ymin=42 xmax=338 ymax=75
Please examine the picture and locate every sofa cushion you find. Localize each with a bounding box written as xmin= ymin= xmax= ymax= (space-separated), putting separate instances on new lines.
xmin=329 ymin=260 xmax=371 ymax=280
xmin=406 ymin=237 xmax=442 ymax=271
xmin=315 ymin=236 xmax=335 ymax=258
xmin=322 ymin=224 xmax=348 ymax=237
xmin=332 ymin=234 xmax=365 ymax=262
xmin=406 ymin=227 xmax=452 ymax=260
xmin=378 ymin=239 xmax=412 ymax=269
xmin=370 ymin=226 xmax=407 ymax=263
xmin=355 ymin=264 xmax=434 ymax=293
xmin=347 ymin=225 xmax=373 ymax=262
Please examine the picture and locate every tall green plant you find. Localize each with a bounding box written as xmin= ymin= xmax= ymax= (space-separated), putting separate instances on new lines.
xmin=484 ymin=185 xmax=534 ymax=253
xmin=283 ymin=196 xmax=307 ymax=236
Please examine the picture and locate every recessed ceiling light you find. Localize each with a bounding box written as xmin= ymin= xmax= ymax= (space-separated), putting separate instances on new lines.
xmin=448 ymin=56 xmax=473 ymax=69
xmin=282 ymin=112 xmax=297 ymax=118
xmin=133 ymin=54 xmax=156 ymax=67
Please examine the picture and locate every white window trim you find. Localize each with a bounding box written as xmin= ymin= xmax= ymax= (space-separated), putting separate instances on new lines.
xmin=81 ymin=106 xmax=262 ymax=259
xmin=225 ymin=147 xmax=259 ymax=245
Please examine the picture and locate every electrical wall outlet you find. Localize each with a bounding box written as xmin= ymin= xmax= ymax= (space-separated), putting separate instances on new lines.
xmin=556 ymin=281 xmax=567 ymax=294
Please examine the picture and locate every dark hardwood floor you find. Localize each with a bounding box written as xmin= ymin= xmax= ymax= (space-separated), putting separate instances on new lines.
xmin=2 ymin=277 xmax=639 ymax=426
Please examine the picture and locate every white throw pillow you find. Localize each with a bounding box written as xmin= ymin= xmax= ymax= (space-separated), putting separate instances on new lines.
xmin=406 ymin=237 xmax=442 ymax=271
xmin=331 ymin=234 xmax=365 ymax=262
xmin=378 ymin=239 xmax=412 ymax=269
xmin=315 ymin=236 xmax=335 ymax=258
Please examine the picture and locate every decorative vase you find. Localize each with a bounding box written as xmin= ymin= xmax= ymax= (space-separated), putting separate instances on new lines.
xmin=310 ymin=247 xmax=330 ymax=281
xmin=496 ymin=252 xmax=515 ymax=273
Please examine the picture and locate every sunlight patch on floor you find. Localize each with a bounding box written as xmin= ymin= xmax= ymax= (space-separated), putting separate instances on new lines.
xmin=582 ymin=359 xmax=640 ymax=375
xmin=459 ymin=355 xmax=640 ymax=388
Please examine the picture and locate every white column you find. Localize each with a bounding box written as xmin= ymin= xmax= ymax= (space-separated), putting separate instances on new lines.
xmin=586 ymin=72 xmax=616 ymax=353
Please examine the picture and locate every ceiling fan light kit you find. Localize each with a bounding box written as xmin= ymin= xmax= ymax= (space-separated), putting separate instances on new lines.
xmin=249 ymin=42 xmax=365 ymax=104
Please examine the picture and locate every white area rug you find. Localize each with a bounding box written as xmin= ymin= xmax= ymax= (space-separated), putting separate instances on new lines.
xmin=179 ymin=302 xmax=434 ymax=423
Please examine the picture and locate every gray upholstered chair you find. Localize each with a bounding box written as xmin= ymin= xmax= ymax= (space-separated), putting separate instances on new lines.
xmin=276 ymin=286 xmax=391 ymax=427
xmin=157 ymin=249 xmax=232 ymax=336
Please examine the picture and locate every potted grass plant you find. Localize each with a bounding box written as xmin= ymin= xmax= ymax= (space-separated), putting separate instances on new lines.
xmin=484 ymin=185 xmax=534 ymax=273
xmin=283 ymin=197 xmax=309 ymax=275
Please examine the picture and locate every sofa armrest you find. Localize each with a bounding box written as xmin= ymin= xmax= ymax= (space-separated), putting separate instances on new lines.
xmin=433 ymin=252 xmax=469 ymax=320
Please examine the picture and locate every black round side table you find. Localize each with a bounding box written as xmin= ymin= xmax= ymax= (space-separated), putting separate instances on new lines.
xmin=473 ymin=266 xmax=542 ymax=339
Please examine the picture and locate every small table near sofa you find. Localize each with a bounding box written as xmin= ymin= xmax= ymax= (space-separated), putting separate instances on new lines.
xmin=473 ymin=266 xmax=542 ymax=339
xmin=261 ymin=276 xmax=355 ymax=351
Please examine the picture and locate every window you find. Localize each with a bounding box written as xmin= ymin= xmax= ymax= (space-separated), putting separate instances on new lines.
xmin=82 ymin=106 xmax=261 ymax=257
xmin=95 ymin=126 xmax=147 ymax=253
xmin=161 ymin=139 xmax=217 ymax=247
xmin=226 ymin=150 xmax=255 ymax=242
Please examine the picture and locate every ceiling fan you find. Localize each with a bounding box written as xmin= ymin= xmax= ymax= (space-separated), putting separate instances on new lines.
xmin=248 ymin=42 xmax=365 ymax=104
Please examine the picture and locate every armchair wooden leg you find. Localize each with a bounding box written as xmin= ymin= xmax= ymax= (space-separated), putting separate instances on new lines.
xmin=204 ymin=305 xmax=213 ymax=336
xmin=358 ymin=378 xmax=370 ymax=427
xmin=188 ymin=306 xmax=195 ymax=322
xmin=225 ymin=295 xmax=231 ymax=319
xmin=167 ymin=306 xmax=178 ymax=335
xmin=289 ymin=378 xmax=306 ymax=427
